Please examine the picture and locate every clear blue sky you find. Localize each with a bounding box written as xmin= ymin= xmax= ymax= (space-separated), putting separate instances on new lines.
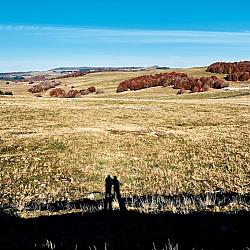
xmin=1 ymin=0 xmax=250 ymax=72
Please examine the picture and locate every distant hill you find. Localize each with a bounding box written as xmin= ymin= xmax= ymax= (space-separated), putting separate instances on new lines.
xmin=50 ymin=66 xmax=169 ymax=73
xmin=0 ymin=66 xmax=170 ymax=80
xmin=50 ymin=67 xmax=88 ymax=72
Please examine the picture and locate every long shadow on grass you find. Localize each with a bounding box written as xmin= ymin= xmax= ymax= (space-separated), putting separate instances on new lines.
xmin=6 ymin=192 xmax=250 ymax=213
xmin=1 ymin=193 xmax=250 ymax=250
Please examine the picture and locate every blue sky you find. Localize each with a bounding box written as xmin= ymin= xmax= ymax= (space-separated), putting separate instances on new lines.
xmin=0 ymin=0 xmax=250 ymax=72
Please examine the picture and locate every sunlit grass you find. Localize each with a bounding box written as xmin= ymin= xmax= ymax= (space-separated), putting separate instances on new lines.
xmin=0 ymin=68 xmax=249 ymax=216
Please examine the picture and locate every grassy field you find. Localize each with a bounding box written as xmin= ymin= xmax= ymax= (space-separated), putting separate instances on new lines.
xmin=0 ymin=67 xmax=249 ymax=215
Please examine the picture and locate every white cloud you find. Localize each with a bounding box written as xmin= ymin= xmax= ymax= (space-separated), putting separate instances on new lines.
xmin=1 ymin=24 xmax=250 ymax=45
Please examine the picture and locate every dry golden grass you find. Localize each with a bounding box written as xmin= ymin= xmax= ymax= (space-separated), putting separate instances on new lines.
xmin=0 ymin=68 xmax=249 ymax=215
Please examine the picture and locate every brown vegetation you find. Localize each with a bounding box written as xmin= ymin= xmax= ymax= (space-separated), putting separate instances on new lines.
xmin=28 ymin=80 xmax=61 ymax=93
xmin=87 ymin=86 xmax=96 ymax=93
xmin=53 ymin=72 xmax=89 ymax=80
xmin=65 ymin=90 xmax=81 ymax=98
xmin=49 ymin=88 xmax=80 ymax=98
xmin=116 ymin=72 xmax=229 ymax=94
xmin=207 ymin=61 xmax=250 ymax=81
xmin=49 ymin=86 xmax=98 ymax=98
xmin=49 ymin=88 xmax=66 ymax=98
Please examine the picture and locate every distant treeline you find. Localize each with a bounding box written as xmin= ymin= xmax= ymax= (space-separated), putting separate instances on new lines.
xmin=0 ymin=76 xmax=25 ymax=81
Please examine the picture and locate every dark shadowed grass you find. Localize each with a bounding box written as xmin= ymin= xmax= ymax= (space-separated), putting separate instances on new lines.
xmin=1 ymin=207 xmax=250 ymax=250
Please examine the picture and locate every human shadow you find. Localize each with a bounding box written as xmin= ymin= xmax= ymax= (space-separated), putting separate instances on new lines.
xmin=104 ymin=175 xmax=127 ymax=212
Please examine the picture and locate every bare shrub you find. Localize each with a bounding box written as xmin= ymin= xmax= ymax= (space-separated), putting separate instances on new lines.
xmin=87 ymin=86 xmax=96 ymax=93
xmin=28 ymin=80 xmax=61 ymax=93
xmin=95 ymin=89 xmax=104 ymax=94
xmin=65 ymin=90 xmax=80 ymax=98
xmin=80 ymin=89 xmax=90 ymax=95
xmin=49 ymin=88 xmax=66 ymax=98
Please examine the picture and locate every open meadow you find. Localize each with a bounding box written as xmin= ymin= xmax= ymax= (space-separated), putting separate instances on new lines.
xmin=0 ymin=68 xmax=249 ymax=216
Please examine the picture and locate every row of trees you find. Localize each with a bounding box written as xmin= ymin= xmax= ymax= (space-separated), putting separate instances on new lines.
xmin=53 ymin=72 xmax=89 ymax=80
xmin=116 ymin=72 xmax=228 ymax=93
xmin=207 ymin=61 xmax=250 ymax=81
xmin=49 ymin=86 xmax=104 ymax=98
